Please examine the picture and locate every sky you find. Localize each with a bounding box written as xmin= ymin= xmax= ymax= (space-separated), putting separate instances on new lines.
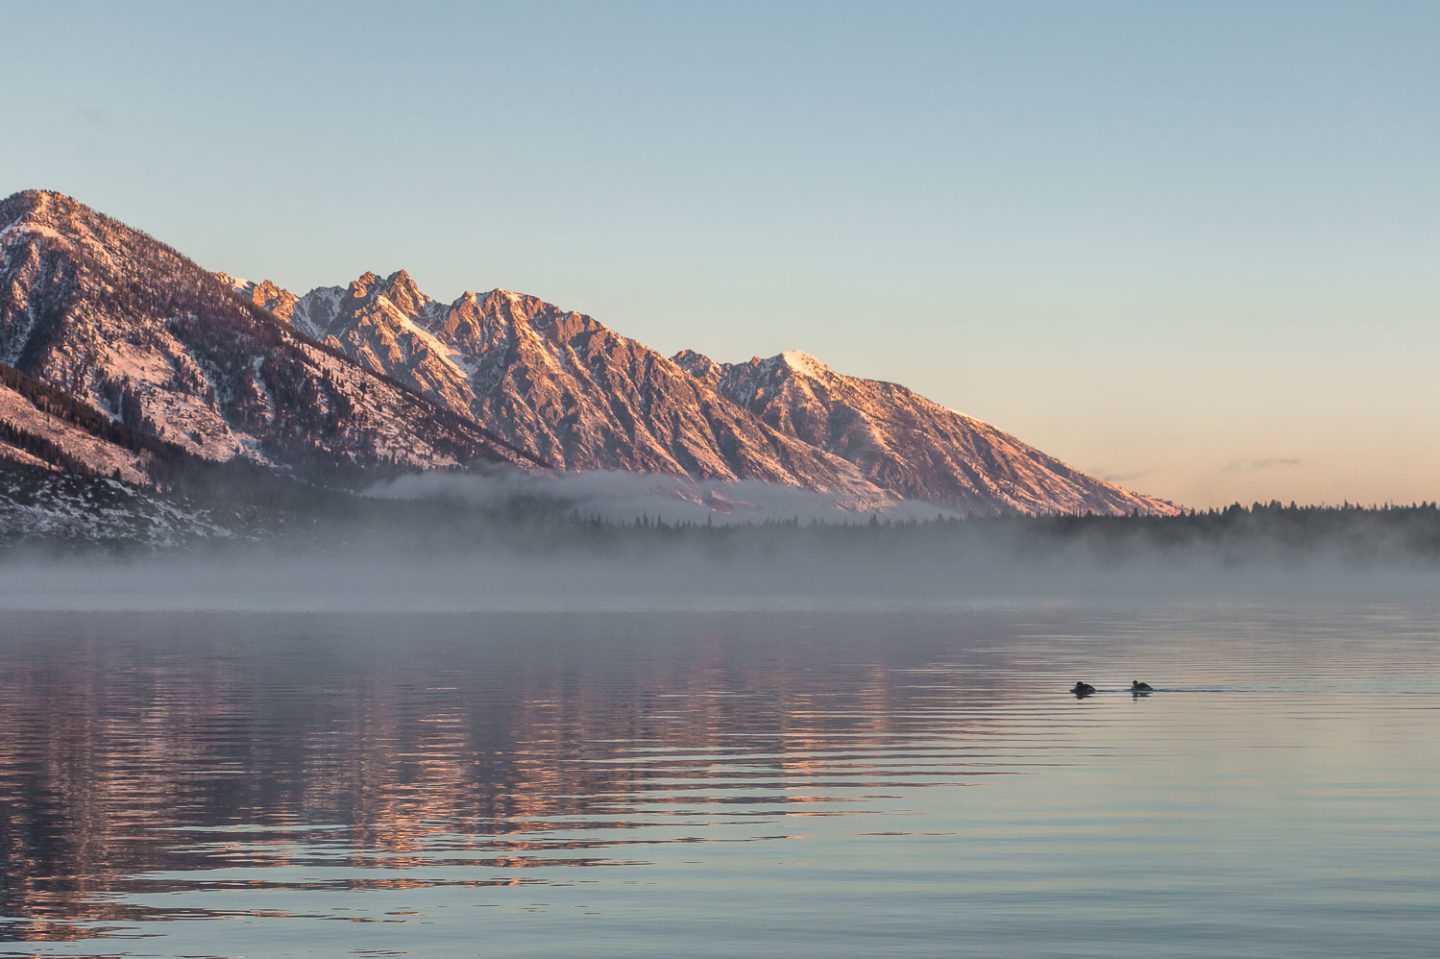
xmin=4 ymin=1 xmax=1437 ymax=509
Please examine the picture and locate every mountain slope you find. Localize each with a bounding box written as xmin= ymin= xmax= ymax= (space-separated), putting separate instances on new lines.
xmin=0 ymin=458 xmax=272 ymax=550
xmin=0 ymin=191 xmax=537 ymax=482
xmin=222 ymin=272 xmax=891 ymax=502
xmin=2 ymin=190 xmax=1176 ymax=516
xmin=224 ymin=266 xmax=1175 ymax=515
xmin=0 ymin=361 xmax=163 ymax=483
xmin=223 ymin=269 xmax=478 ymax=422
xmin=674 ymin=349 xmax=1177 ymax=516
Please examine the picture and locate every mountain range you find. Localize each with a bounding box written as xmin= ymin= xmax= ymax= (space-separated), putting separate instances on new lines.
xmin=1 ymin=189 xmax=1176 ymax=517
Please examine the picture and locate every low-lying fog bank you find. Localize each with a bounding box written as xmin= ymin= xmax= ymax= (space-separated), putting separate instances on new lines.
xmin=4 ymin=463 xmax=1440 ymax=612
xmin=3 ymin=523 xmax=1438 ymax=613
xmin=366 ymin=469 xmax=955 ymax=524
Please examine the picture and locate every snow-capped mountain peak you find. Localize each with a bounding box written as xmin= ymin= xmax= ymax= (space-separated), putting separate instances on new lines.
xmin=673 ymin=346 xmax=1177 ymax=516
xmin=0 ymin=189 xmax=1176 ymax=515
xmin=0 ymin=190 xmax=536 ymax=481
xmin=776 ymin=350 xmax=829 ymax=377
xmin=213 ymin=257 xmax=1178 ymax=516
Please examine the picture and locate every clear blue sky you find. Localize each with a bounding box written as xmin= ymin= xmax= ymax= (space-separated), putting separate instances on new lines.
xmin=5 ymin=1 xmax=1438 ymax=507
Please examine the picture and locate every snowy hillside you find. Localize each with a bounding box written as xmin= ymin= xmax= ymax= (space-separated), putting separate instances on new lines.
xmin=0 ymin=191 xmax=537 ymax=482
xmin=675 ymin=349 xmax=1178 ymax=516
xmin=0 ymin=459 xmax=262 ymax=550
xmin=0 ymin=189 xmax=1176 ymax=517
xmin=227 ymin=268 xmax=1176 ymax=515
xmin=223 ymin=271 xmax=891 ymax=504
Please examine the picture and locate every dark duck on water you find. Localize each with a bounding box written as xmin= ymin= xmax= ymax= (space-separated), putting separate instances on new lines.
xmin=1071 ymin=681 xmax=1096 ymax=697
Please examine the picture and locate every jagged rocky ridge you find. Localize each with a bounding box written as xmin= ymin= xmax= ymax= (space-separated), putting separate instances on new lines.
xmin=222 ymin=269 xmax=889 ymax=503
xmin=0 ymin=190 xmax=1172 ymax=515
xmin=674 ymin=350 xmax=1175 ymax=516
xmin=0 ymin=190 xmax=536 ymax=486
xmin=225 ymin=273 xmax=1175 ymax=515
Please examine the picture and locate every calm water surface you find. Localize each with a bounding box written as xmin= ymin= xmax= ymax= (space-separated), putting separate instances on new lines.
xmin=1 ymin=598 xmax=1438 ymax=957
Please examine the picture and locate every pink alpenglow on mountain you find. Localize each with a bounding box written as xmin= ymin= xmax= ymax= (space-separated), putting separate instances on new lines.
xmin=221 ymin=271 xmax=893 ymax=507
xmin=674 ymin=349 xmax=1177 ymax=516
xmin=0 ymin=189 xmax=1173 ymax=514
xmin=225 ymin=265 xmax=1174 ymax=515
xmin=0 ymin=190 xmax=535 ymax=480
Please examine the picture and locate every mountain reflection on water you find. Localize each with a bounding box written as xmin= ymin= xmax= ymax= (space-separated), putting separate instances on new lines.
xmin=2 ymin=603 xmax=1439 ymax=957
xmin=0 ymin=612 xmax=1011 ymax=938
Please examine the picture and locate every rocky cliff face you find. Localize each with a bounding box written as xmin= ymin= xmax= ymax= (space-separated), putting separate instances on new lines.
xmin=0 ymin=189 xmax=1175 ymax=515
xmin=278 ymin=270 xmax=477 ymax=421
xmin=674 ymin=349 xmax=1178 ymax=515
xmin=0 ymin=191 xmax=535 ymax=482
xmin=224 ymin=262 xmax=1175 ymax=514
xmin=221 ymin=273 xmax=892 ymax=503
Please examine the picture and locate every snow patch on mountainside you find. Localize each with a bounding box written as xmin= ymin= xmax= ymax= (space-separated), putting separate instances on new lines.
xmin=674 ymin=348 xmax=1179 ymax=516
xmin=777 ymin=350 xmax=828 ymax=378
xmin=0 ymin=441 xmax=53 ymax=471
xmin=0 ymin=382 xmax=152 ymax=483
xmin=0 ymin=461 xmax=255 ymax=548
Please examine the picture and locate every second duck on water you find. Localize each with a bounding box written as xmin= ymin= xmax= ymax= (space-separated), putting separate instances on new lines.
xmin=1131 ymin=681 xmax=1153 ymax=693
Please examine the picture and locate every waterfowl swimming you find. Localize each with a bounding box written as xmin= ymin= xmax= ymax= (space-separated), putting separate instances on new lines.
xmin=1131 ymin=680 xmax=1153 ymax=692
xmin=1071 ymin=681 xmax=1096 ymax=697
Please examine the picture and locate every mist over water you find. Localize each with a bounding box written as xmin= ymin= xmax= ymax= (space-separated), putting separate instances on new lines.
xmin=4 ymin=481 xmax=1439 ymax=615
xmin=3 ymin=533 xmax=1437 ymax=615
xmin=2 ymin=499 xmax=1439 ymax=957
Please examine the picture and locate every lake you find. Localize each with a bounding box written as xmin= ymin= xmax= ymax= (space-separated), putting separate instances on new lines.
xmin=2 ymin=592 xmax=1438 ymax=957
